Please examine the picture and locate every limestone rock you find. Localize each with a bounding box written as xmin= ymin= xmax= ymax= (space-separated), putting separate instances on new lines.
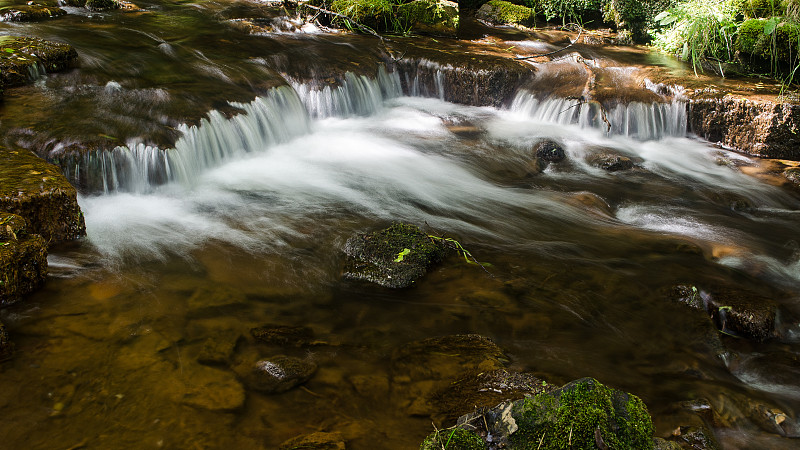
xmin=0 ymin=147 xmax=85 ymax=245
xmin=279 ymin=431 xmax=345 ymax=450
xmin=0 ymin=5 xmax=66 ymax=22
xmin=0 ymin=213 xmax=47 ymax=306
xmin=245 ymin=355 xmax=317 ymax=394
xmin=343 ymin=223 xmax=446 ymax=288
xmin=0 ymin=36 xmax=78 ymax=88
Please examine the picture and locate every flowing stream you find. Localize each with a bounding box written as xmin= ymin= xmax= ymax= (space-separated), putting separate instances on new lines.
xmin=2 ymin=1 xmax=800 ymax=449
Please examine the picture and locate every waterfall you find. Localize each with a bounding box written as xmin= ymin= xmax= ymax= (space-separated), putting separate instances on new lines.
xmin=291 ymin=66 xmax=402 ymax=118
xmin=508 ymin=86 xmax=688 ymax=141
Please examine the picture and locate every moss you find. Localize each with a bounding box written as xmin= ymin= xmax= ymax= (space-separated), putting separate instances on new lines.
xmin=85 ymin=0 xmax=120 ymax=11
xmin=397 ymin=0 xmax=459 ymax=35
xmin=420 ymin=427 xmax=485 ymax=450
xmin=480 ymin=0 xmax=536 ymax=27
xmin=0 ymin=36 xmax=78 ymax=88
xmin=0 ymin=224 xmax=47 ymax=306
xmin=0 ymin=5 xmax=67 ymax=22
xmin=737 ymin=18 xmax=772 ymax=58
xmin=508 ymin=378 xmax=654 ymax=450
xmin=329 ymin=0 xmax=394 ymax=30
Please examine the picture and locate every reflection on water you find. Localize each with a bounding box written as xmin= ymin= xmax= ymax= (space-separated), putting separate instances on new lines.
xmin=1 ymin=2 xmax=800 ymax=449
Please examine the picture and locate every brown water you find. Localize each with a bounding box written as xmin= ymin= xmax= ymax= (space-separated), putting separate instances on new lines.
xmin=2 ymin=2 xmax=800 ymax=449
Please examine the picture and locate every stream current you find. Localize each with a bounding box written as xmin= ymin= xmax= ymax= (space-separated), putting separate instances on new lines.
xmin=2 ymin=1 xmax=800 ymax=449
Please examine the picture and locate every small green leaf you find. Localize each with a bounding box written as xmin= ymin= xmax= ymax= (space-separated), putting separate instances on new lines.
xmin=763 ymin=18 xmax=779 ymax=35
xmin=3 ymin=48 xmax=13 ymax=53
xmin=394 ymin=248 xmax=411 ymax=262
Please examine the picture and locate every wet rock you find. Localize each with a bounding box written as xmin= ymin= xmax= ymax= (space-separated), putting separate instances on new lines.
xmin=785 ymin=167 xmax=800 ymax=187
xmin=0 ymin=213 xmax=47 ymax=306
xmin=250 ymin=324 xmax=315 ymax=347
xmin=0 ymin=5 xmax=66 ymax=22
xmin=705 ymin=288 xmax=778 ymax=342
xmin=668 ymin=426 xmax=720 ymax=450
xmin=398 ymin=0 xmax=459 ymax=37
xmin=653 ymin=437 xmax=684 ymax=449
xmin=0 ymin=147 xmax=86 ymax=246
xmin=668 ymin=284 xmax=705 ymax=310
xmin=85 ymin=0 xmax=120 ymax=11
xmin=181 ymin=365 xmax=246 ymax=412
xmin=392 ymin=334 xmax=507 ymax=382
xmin=343 ymin=223 xmax=446 ymax=288
xmin=278 ymin=431 xmax=345 ymax=450
xmin=0 ymin=320 xmax=13 ymax=361
xmin=196 ymin=331 xmax=241 ymax=366
xmin=533 ymin=139 xmax=566 ymax=163
xmin=586 ymin=152 xmax=635 ymax=171
xmin=430 ymin=377 xmax=655 ymax=449
xmin=245 ymin=355 xmax=317 ymax=394
xmin=0 ymin=36 xmax=78 ymax=88
xmin=688 ymin=96 xmax=800 ymax=161
xmin=476 ymin=0 xmax=536 ymax=28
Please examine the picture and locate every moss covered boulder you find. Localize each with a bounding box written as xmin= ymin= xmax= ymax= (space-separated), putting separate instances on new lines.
xmin=343 ymin=223 xmax=446 ymax=288
xmin=398 ymin=0 xmax=459 ymax=37
xmin=0 ymin=4 xmax=66 ymax=22
xmin=0 ymin=36 xmax=78 ymax=88
xmin=85 ymin=0 xmax=120 ymax=11
xmin=476 ymin=0 xmax=536 ymax=28
xmin=0 ymin=146 xmax=86 ymax=244
xmin=421 ymin=377 xmax=655 ymax=449
xmin=0 ymin=212 xmax=47 ymax=306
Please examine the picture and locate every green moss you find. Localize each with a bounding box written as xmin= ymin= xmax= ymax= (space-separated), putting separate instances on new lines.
xmin=420 ymin=427 xmax=485 ymax=450
xmin=330 ymin=0 xmax=394 ymax=30
xmin=737 ymin=18 xmax=771 ymax=57
xmin=508 ymin=378 xmax=654 ymax=450
xmin=85 ymin=0 xmax=120 ymax=11
xmin=0 ymin=5 xmax=67 ymax=22
xmin=397 ymin=0 xmax=459 ymax=33
xmin=482 ymin=0 xmax=536 ymax=26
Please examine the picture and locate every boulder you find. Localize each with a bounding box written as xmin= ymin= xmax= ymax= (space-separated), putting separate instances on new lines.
xmin=0 ymin=36 xmax=78 ymax=88
xmin=476 ymin=1 xmax=536 ymax=28
xmin=0 ymin=320 xmax=13 ymax=361
xmin=533 ymin=139 xmax=566 ymax=163
xmin=706 ymin=288 xmax=778 ymax=342
xmin=397 ymin=0 xmax=459 ymax=37
xmin=0 ymin=146 xmax=86 ymax=244
xmin=279 ymin=431 xmax=346 ymax=450
xmin=421 ymin=377 xmax=655 ymax=449
xmin=0 ymin=213 xmax=48 ymax=306
xmin=85 ymin=0 xmax=120 ymax=11
xmin=245 ymin=355 xmax=317 ymax=394
xmin=586 ymin=152 xmax=635 ymax=171
xmin=343 ymin=223 xmax=446 ymax=288
xmin=785 ymin=167 xmax=800 ymax=187
xmin=0 ymin=5 xmax=66 ymax=22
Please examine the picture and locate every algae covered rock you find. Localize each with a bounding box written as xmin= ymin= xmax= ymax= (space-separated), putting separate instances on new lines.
xmin=0 ymin=4 xmax=66 ymax=22
xmin=0 ymin=36 xmax=78 ymax=88
xmin=0 ymin=213 xmax=47 ymax=306
xmin=343 ymin=223 xmax=446 ymax=288
xmin=245 ymin=355 xmax=317 ymax=393
xmin=85 ymin=0 xmax=120 ymax=11
xmin=0 ymin=320 xmax=13 ymax=361
xmin=477 ymin=1 xmax=536 ymax=28
xmin=398 ymin=0 xmax=459 ymax=37
xmin=0 ymin=146 xmax=86 ymax=244
xmin=705 ymin=287 xmax=778 ymax=342
xmin=586 ymin=152 xmax=635 ymax=171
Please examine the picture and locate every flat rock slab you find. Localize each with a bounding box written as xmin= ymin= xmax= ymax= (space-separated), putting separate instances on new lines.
xmin=0 ymin=212 xmax=47 ymax=306
xmin=343 ymin=223 xmax=446 ymax=288
xmin=0 ymin=36 xmax=78 ymax=88
xmin=0 ymin=146 xmax=85 ymax=244
xmin=0 ymin=5 xmax=66 ymax=22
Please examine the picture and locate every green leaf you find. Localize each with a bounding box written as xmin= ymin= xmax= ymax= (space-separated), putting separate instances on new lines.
xmin=3 ymin=48 xmax=13 ymax=53
xmin=656 ymin=11 xmax=677 ymax=26
xmin=763 ymin=18 xmax=779 ymax=35
xmin=394 ymin=248 xmax=411 ymax=262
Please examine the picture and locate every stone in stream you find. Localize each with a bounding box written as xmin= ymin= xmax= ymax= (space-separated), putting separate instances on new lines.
xmin=0 ymin=213 xmax=48 ymax=306
xmin=586 ymin=152 xmax=635 ymax=171
xmin=343 ymin=223 xmax=446 ymax=289
xmin=0 ymin=36 xmax=78 ymax=89
xmin=476 ymin=0 xmax=536 ymax=28
xmin=396 ymin=0 xmax=460 ymax=37
xmin=278 ymin=431 xmax=346 ymax=450
xmin=421 ymin=377 xmax=655 ymax=450
xmin=0 ymin=320 xmax=13 ymax=360
xmin=250 ymin=324 xmax=315 ymax=347
xmin=0 ymin=5 xmax=66 ymax=22
xmin=533 ymin=139 xmax=566 ymax=163
xmin=245 ymin=355 xmax=317 ymax=394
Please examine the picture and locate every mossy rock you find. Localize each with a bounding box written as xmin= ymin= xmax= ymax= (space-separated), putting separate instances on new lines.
xmin=329 ymin=0 xmax=394 ymax=31
xmin=0 ymin=320 xmax=13 ymax=361
xmin=0 ymin=36 xmax=78 ymax=88
xmin=1 ymin=214 xmax=47 ymax=306
xmin=0 ymin=5 xmax=66 ymax=22
xmin=705 ymin=287 xmax=778 ymax=341
xmin=397 ymin=0 xmax=459 ymax=37
xmin=420 ymin=427 xmax=484 ymax=450
xmin=244 ymin=355 xmax=317 ymax=394
xmin=343 ymin=223 xmax=446 ymax=288
xmin=250 ymin=324 xmax=315 ymax=347
xmin=0 ymin=146 xmax=86 ymax=244
xmin=85 ymin=0 xmax=120 ymax=11
xmin=476 ymin=0 xmax=536 ymax=28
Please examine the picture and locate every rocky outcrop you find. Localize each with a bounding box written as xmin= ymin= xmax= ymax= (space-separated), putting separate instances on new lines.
xmin=0 ymin=146 xmax=86 ymax=244
xmin=0 ymin=36 xmax=78 ymax=89
xmin=421 ymin=377 xmax=655 ymax=450
xmin=343 ymin=223 xmax=446 ymax=288
xmin=0 ymin=4 xmax=66 ymax=22
xmin=0 ymin=212 xmax=48 ymax=306
xmin=688 ymin=95 xmax=800 ymax=161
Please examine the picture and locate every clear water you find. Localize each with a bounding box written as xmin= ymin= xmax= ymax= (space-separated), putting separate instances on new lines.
xmin=2 ymin=2 xmax=800 ymax=449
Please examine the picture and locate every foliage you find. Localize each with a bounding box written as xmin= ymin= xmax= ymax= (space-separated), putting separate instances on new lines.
xmin=330 ymin=0 xmax=394 ymax=30
xmin=602 ymin=0 xmax=675 ymax=40
xmin=481 ymin=0 xmax=537 ymax=26
xmin=522 ymin=0 xmax=603 ymax=24
xmin=326 ymin=0 xmax=457 ymax=35
xmin=419 ymin=427 xmax=485 ymax=450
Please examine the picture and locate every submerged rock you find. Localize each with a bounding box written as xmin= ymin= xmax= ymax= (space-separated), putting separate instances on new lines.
xmin=667 ymin=426 xmax=720 ymax=450
xmin=0 ymin=5 xmax=66 ymax=22
xmin=422 ymin=377 xmax=655 ymax=450
xmin=250 ymin=324 xmax=315 ymax=347
xmin=586 ymin=152 xmax=635 ymax=171
xmin=0 ymin=36 xmax=78 ymax=88
xmin=0 ymin=320 xmax=13 ymax=361
xmin=706 ymin=288 xmax=778 ymax=342
xmin=279 ymin=431 xmax=346 ymax=450
xmin=0 ymin=213 xmax=47 ymax=306
xmin=181 ymin=364 xmax=246 ymax=412
xmin=245 ymin=355 xmax=317 ymax=394
xmin=0 ymin=146 xmax=86 ymax=244
xmin=343 ymin=223 xmax=446 ymax=288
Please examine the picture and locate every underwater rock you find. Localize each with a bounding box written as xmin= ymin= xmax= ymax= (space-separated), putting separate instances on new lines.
xmin=667 ymin=426 xmax=720 ymax=450
xmin=0 ymin=36 xmax=78 ymax=88
xmin=533 ymin=139 xmax=566 ymax=163
xmin=196 ymin=331 xmax=241 ymax=367
xmin=0 ymin=147 xmax=86 ymax=244
xmin=586 ymin=152 xmax=635 ymax=171
xmin=278 ymin=431 xmax=346 ymax=450
xmin=476 ymin=1 xmax=536 ymax=28
xmin=668 ymin=284 xmax=706 ymax=311
xmin=688 ymin=96 xmax=800 ymax=161
xmin=343 ymin=223 xmax=446 ymax=288
xmin=186 ymin=285 xmax=247 ymax=318
xmin=245 ymin=355 xmax=317 ymax=394
xmin=0 ymin=5 xmax=66 ymax=22
xmin=181 ymin=364 xmax=246 ymax=412
xmin=250 ymin=324 xmax=315 ymax=347
xmin=423 ymin=377 xmax=655 ymax=449
xmin=0 ymin=213 xmax=47 ymax=306
xmin=0 ymin=320 xmax=13 ymax=360
xmin=705 ymin=288 xmax=778 ymax=342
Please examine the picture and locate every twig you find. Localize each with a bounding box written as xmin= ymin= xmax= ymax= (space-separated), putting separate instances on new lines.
xmin=514 ymin=25 xmax=584 ymax=60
